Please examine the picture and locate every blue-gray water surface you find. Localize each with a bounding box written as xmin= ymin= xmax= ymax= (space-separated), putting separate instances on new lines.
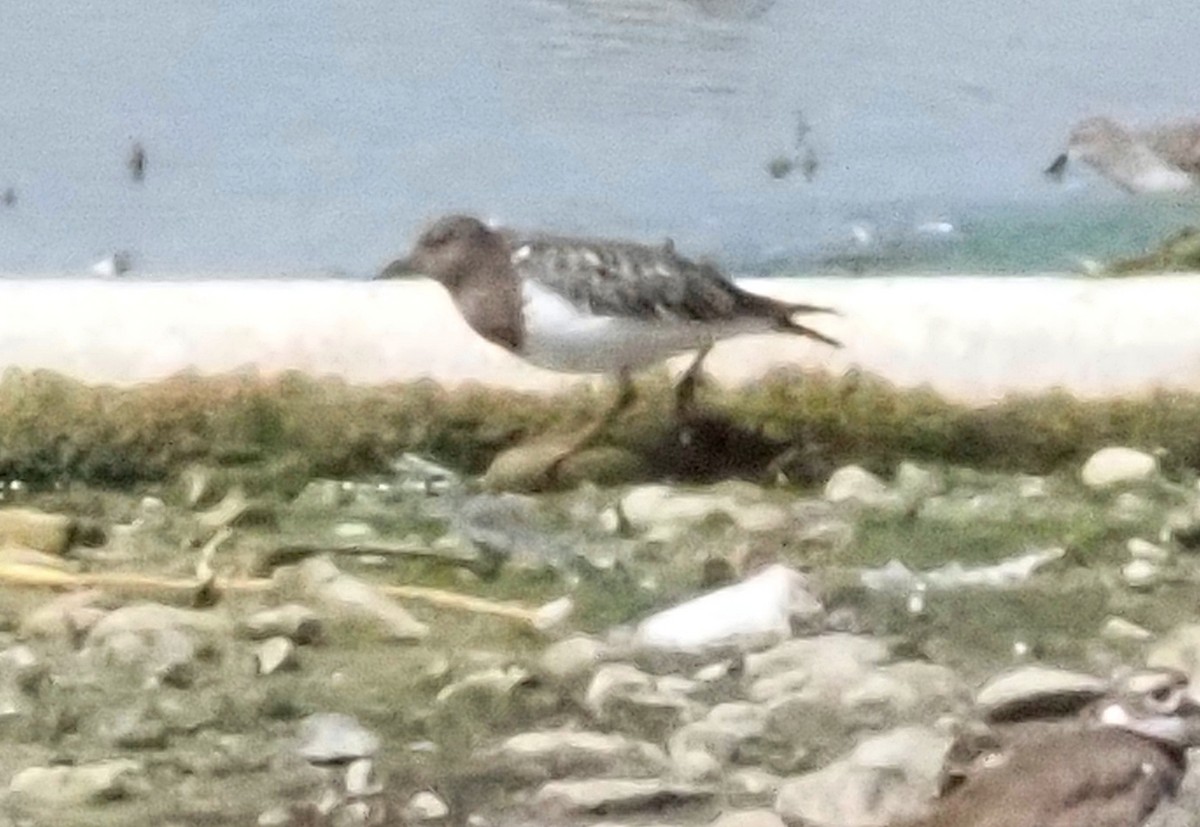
xmin=1 ymin=0 xmax=1199 ymax=276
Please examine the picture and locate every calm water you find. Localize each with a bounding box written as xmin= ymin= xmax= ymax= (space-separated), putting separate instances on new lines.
xmin=1 ymin=0 xmax=1199 ymax=276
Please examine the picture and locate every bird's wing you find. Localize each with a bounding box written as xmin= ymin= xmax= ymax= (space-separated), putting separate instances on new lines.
xmin=508 ymin=234 xmax=751 ymax=323
xmin=1143 ymin=123 xmax=1200 ymax=176
xmin=925 ymin=730 xmax=1183 ymax=827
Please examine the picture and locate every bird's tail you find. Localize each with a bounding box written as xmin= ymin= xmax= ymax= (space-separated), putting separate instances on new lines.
xmin=777 ymin=301 xmax=842 ymax=348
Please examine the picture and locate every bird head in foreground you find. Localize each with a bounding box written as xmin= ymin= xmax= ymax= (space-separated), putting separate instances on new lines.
xmin=1045 ymin=116 xmax=1129 ymax=182
xmin=377 ymin=214 xmax=509 ymax=289
xmin=1091 ymin=668 xmax=1200 ymax=748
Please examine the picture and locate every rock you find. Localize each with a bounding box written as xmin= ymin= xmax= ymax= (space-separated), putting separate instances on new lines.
xmin=1016 ymin=474 xmax=1048 ymax=498
xmin=195 ymin=486 xmax=279 ymax=530
xmin=1123 ymin=558 xmax=1161 ymax=589
xmin=405 ymin=791 xmax=450 ymax=822
xmin=774 ymin=726 xmax=949 ymax=827
xmin=489 ymin=730 xmax=668 ymax=780
xmin=258 ymin=806 xmax=293 ymax=827
xmin=711 ymin=811 xmax=786 ymax=827
xmin=1100 ymin=616 xmax=1154 ymax=643
xmin=1080 ymin=447 xmax=1157 ymax=489
xmin=345 ymin=758 xmax=382 ymax=797
xmin=671 ymin=749 xmax=723 ymax=782
xmin=0 ymin=507 xmax=78 ymax=555
xmin=1163 ymin=500 xmax=1200 ymax=549
xmin=633 ymin=565 xmax=823 ymax=655
xmin=539 ymin=634 xmax=607 ymax=685
xmin=8 ymin=759 xmax=144 ymax=806
xmin=255 ymin=637 xmax=299 ymax=675
xmin=82 ymin=605 xmax=222 ymax=688
xmin=19 ymin=589 xmax=107 ymax=643
xmin=744 ymin=635 xmax=890 ymax=701
xmin=618 ymin=483 xmax=790 ymax=542
xmin=668 ymin=702 xmax=769 ymax=766
xmin=297 ymin=713 xmax=380 ymax=764
xmin=840 ymin=661 xmax=968 ymax=729
xmin=99 ymin=704 xmax=169 ymax=749
xmin=974 ymin=666 xmax=1107 ymax=721
xmin=434 ymin=665 xmax=537 ymax=735
xmin=1148 ymin=624 xmax=1200 ymax=685
xmin=725 ymin=768 xmax=782 ymax=808
xmin=286 ymin=556 xmax=429 ymax=642
xmin=823 ymin=465 xmax=901 ymax=509
xmin=895 ymin=461 xmax=943 ymax=504
xmin=1112 ymin=492 xmax=1155 ymax=523
xmin=0 ymin=645 xmax=44 ymax=732
xmin=532 ymin=778 xmax=713 ymax=816
xmin=1128 ymin=538 xmax=1172 ymax=563
xmin=242 ymin=604 xmax=323 ymax=644
xmin=0 ymin=644 xmax=44 ymax=693
xmin=85 ymin=602 xmax=231 ymax=644
xmin=586 ymin=663 xmax=655 ymax=717
xmin=534 ymin=597 xmax=575 ymax=632
xmin=392 ymin=452 xmax=462 ymax=494
xmin=860 ymin=547 xmax=1064 ymax=593
xmin=583 ymin=663 xmax=701 ymax=741
xmin=335 ymin=801 xmax=374 ymax=826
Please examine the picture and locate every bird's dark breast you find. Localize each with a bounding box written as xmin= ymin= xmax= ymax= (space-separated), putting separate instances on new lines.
xmin=451 ymin=281 xmax=524 ymax=353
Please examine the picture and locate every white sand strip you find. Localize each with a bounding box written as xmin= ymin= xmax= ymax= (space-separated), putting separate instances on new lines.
xmin=1 ymin=275 xmax=1198 ymax=405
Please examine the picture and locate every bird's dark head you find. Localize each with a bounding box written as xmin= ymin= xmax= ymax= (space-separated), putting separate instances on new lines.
xmin=377 ymin=214 xmax=508 ymax=288
xmin=1046 ymin=117 xmax=1130 ymax=181
xmin=1092 ymin=669 xmax=1200 ymax=748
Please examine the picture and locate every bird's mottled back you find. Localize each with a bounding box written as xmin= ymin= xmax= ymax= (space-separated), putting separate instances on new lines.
xmin=510 ymin=233 xmax=775 ymax=324
xmin=922 ymin=668 xmax=1200 ymax=827
xmin=1140 ymin=121 xmax=1200 ymax=176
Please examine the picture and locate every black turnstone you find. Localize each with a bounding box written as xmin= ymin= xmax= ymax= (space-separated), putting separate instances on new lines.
xmin=1045 ymin=116 xmax=1200 ymax=193
xmin=128 ymin=142 xmax=147 ymax=183
xmin=378 ymin=214 xmax=839 ymax=472
xmin=914 ymin=668 xmax=1200 ymax=827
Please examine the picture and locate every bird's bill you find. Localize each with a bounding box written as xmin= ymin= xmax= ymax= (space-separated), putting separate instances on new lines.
xmin=376 ymin=256 xmax=419 ymax=280
xmin=1044 ymin=152 xmax=1069 ymax=181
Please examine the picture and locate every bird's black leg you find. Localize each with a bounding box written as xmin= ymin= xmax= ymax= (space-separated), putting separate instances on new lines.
xmin=674 ymin=343 xmax=713 ymax=419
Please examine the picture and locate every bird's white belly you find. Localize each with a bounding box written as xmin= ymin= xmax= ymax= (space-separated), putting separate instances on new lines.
xmin=517 ymin=281 xmax=768 ymax=374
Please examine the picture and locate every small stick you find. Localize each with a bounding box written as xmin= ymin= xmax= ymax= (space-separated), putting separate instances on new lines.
xmin=0 ymin=561 xmax=559 ymax=629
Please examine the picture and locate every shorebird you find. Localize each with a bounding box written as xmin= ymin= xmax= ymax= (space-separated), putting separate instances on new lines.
xmin=378 ymin=214 xmax=839 ymax=470
xmin=128 ymin=142 xmax=147 ymax=183
xmin=1045 ymin=116 xmax=1200 ymax=194
xmin=915 ymin=668 xmax=1200 ymax=827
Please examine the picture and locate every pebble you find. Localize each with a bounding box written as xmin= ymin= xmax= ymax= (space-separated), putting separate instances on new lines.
xmin=9 ymin=759 xmax=144 ymax=806
xmin=345 ymin=758 xmax=382 ymax=797
xmin=243 ymin=604 xmax=323 ymax=644
xmin=1080 ymin=446 xmax=1157 ymax=489
xmin=1127 ymin=537 xmax=1171 ymax=563
xmin=406 ymin=790 xmax=450 ymax=822
xmin=1100 ymin=616 xmax=1155 ymax=643
xmin=297 ymin=713 xmax=380 ymax=764
xmin=1122 ymin=558 xmax=1161 ymax=589
xmin=255 ymin=637 xmax=299 ymax=675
